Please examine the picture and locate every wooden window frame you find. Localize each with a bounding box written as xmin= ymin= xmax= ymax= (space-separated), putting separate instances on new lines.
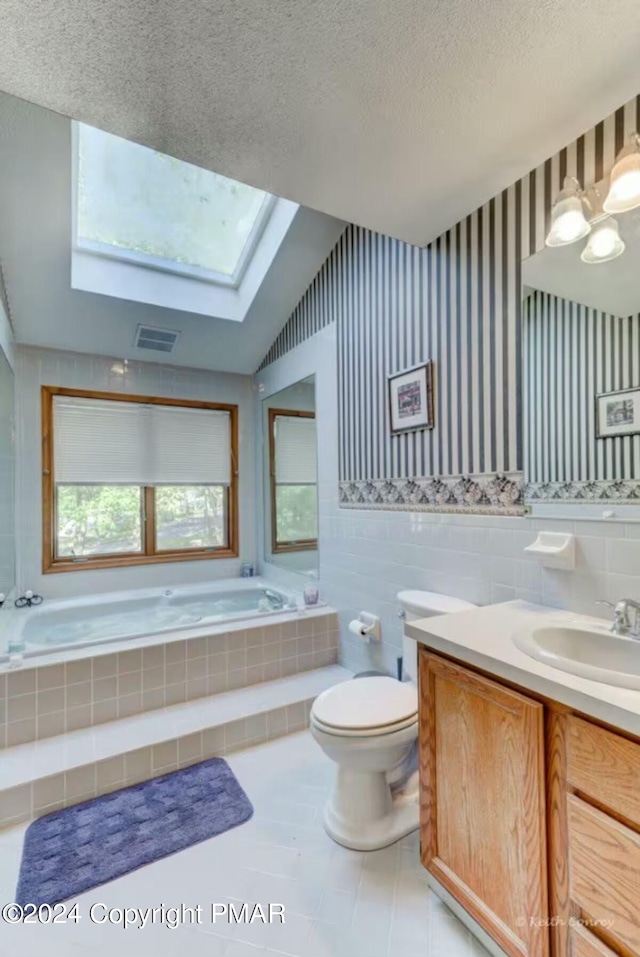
xmin=268 ymin=406 xmax=317 ymax=555
xmin=42 ymin=386 xmax=239 ymax=574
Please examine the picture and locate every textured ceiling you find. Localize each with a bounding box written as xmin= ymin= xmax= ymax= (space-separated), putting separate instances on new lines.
xmin=1 ymin=2 xmax=640 ymax=246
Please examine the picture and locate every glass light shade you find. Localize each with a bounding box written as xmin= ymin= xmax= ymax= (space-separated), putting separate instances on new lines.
xmin=546 ymin=189 xmax=591 ymax=247
xmin=580 ymin=217 xmax=625 ymax=264
xmin=603 ymin=148 xmax=640 ymax=214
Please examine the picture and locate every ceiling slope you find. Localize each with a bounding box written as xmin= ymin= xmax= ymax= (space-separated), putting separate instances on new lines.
xmin=0 ymin=94 xmax=344 ymax=373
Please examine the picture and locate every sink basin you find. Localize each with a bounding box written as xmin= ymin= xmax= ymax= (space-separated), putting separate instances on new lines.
xmin=513 ymin=622 xmax=640 ymax=690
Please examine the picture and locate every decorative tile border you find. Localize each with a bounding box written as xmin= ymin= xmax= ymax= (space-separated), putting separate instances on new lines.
xmin=339 ymin=472 xmax=524 ymax=515
xmin=525 ymin=479 xmax=640 ymax=504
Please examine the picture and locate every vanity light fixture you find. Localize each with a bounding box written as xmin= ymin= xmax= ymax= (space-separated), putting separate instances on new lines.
xmin=546 ymin=135 xmax=640 ymax=265
xmin=545 ymin=177 xmax=591 ymax=247
xmin=603 ymin=132 xmax=640 ymax=214
xmin=580 ymin=216 xmax=625 ymax=264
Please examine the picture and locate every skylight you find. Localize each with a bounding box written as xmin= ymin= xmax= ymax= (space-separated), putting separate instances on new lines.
xmin=75 ymin=123 xmax=273 ymax=286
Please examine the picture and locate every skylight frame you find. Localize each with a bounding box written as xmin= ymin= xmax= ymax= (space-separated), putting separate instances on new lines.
xmin=71 ymin=122 xmax=276 ymax=290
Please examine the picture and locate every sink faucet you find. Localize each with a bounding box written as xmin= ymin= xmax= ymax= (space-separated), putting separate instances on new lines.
xmin=596 ymin=598 xmax=640 ymax=639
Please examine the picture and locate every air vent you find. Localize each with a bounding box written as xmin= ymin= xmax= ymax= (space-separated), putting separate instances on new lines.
xmin=134 ymin=324 xmax=180 ymax=353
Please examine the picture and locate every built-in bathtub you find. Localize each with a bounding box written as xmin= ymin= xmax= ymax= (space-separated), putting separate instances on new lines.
xmin=0 ymin=578 xmax=339 ymax=750
xmin=2 ymin=578 xmax=297 ymax=660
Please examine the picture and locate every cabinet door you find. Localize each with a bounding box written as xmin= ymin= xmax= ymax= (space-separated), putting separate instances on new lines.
xmin=419 ymin=651 xmax=549 ymax=957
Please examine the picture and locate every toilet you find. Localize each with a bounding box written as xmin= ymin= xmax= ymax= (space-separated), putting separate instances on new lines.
xmin=310 ymin=590 xmax=477 ymax=850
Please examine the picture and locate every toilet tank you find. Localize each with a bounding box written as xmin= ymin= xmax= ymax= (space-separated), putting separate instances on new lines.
xmin=397 ymin=590 xmax=477 ymax=682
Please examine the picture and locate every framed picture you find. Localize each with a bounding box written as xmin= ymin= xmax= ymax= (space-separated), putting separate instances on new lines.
xmin=596 ymin=386 xmax=640 ymax=439
xmin=388 ymin=361 xmax=434 ymax=434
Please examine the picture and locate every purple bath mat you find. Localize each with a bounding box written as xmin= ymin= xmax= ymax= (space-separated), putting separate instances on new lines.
xmin=16 ymin=757 xmax=253 ymax=905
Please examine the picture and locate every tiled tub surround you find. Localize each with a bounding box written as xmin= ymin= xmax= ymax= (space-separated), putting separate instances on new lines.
xmin=0 ymin=664 xmax=351 ymax=829
xmin=0 ymin=609 xmax=339 ymax=748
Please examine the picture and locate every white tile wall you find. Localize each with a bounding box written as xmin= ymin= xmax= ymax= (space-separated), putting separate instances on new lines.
xmin=321 ymin=507 xmax=640 ymax=675
xmin=256 ymin=328 xmax=640 ymax=677
xmin=15 ymin=346 xmax=256 ymax=598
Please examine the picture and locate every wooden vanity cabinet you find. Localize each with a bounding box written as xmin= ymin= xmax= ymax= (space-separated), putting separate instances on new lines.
xmin=418 ymin=651 xmax=549 ymax=957
xmin=418 ymin=647 xmax=640 ymax=957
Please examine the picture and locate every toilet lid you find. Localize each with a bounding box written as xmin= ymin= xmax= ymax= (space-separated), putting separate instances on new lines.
xmin=312 ymin=677 xmax=418 ymax=731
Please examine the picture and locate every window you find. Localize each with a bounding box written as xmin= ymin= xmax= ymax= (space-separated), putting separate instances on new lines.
xmin=75 ymin=123 xmax=274 ymax=286
xmin=268 ymin=409 xmax=318 ymax=553
xmin=42 ymin=387 xmax=238 ymax=572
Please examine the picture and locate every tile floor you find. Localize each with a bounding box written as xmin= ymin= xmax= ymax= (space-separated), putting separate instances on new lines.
xmin=0 ymin=731 xmax=489 ymax=957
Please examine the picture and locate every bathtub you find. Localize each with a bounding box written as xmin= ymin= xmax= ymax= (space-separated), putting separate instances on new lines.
xmin=2 ymin=579 xmax=297 ymax=659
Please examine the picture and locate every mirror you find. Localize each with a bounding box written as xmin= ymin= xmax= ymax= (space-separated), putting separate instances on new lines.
xmin=0 ymin=345 xmax=15 ymax=598
xmin=263 ymin=377 xmax=318 ymax=579
xmin=522 ymin=207 xmax=640 ymax=507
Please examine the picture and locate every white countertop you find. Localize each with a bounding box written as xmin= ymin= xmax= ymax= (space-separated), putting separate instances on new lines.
xmin=407 ymin=600 xmax=640 ymax=737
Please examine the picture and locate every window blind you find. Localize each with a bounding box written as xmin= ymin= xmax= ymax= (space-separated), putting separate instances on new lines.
xmin=274 ymin=415 xmax=317 ymax=484
xmin=53 ymin=397 xmax=231 ymax=485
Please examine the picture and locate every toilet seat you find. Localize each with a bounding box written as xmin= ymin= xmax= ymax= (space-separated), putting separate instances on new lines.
xmin=311 ymin=711 xmax=418 ymax=738
xmin=311 ymin=676 xmax=418 ymax=738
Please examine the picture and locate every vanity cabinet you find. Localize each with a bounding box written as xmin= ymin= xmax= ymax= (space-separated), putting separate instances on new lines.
xmin=418 ymin=651 xmax=549 ymax=957
xmin=418 ymin=647 xmax=640 ymax=957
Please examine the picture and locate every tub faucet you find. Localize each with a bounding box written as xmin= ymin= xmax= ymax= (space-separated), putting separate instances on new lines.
xmin=597 ymin=598 xmax=640 ymax=639
xmin=264 ymin=589 xmax=285 ymax=610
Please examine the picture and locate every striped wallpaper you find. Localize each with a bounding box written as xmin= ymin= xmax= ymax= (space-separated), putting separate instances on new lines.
xmin=524 ymin=290 xmax=640 ymax=484
xmin=338 ymin=214 xmax=521 ymax=481
xmin=259 ymin=244 xmax=341 ymax=371
xmin=259 ymin=94 xmax=640 ymax=493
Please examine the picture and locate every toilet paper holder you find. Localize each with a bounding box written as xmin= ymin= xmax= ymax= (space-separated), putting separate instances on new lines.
xmin=348 ymin=612 xmax=381 ymax=641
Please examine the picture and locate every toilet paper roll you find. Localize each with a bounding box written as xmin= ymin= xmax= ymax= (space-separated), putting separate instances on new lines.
xmin=348 ymin=619 xmax=367 ymax=637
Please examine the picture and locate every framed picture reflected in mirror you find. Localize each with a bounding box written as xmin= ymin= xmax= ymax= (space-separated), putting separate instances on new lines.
xmin=596 ymin=386 xmax=640 ymax=439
